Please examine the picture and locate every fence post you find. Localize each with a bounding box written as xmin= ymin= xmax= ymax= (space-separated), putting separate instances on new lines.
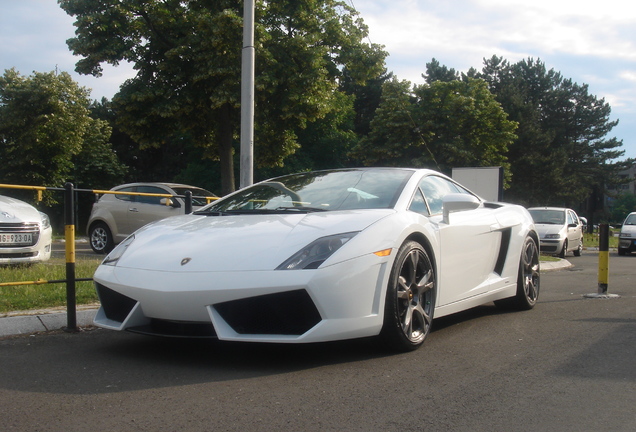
xmin=185 ymin=190 xmax=193 ymax=214
xmin=598 ymin=223 xmax=609 ymax=295
xmin=584 ymin=223 xmax=619 ymax=299
xmin=64 ymin=182 xmax=77 ymax=332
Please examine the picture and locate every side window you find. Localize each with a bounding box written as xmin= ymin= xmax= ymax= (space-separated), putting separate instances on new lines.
xmin=408 ymin=189 xmax=430 ymax=215
xmin=419 ymin=176 xmax=472 ymax=215
xmin=567 ymin=211 xmax=577 ymax=225
xmin=114 ymin=187 xmax=135 ymax=202
xmin=136 ymin=186 xmax=168 ymax=205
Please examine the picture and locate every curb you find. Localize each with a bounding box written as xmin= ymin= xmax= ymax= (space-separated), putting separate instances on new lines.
xmin=0 ymin=307 xmax=97 ymax=338
xmin=540 ymin=258 xmax=573 ymax=272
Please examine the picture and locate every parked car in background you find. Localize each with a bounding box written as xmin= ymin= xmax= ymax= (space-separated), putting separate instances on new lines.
xmin=87 ymin=182 xmax=216 ymax=254
xmin=528 ymin=207 xmax=583 ymax=258
xmin=618 ymin=212 xmax=636 ymax=256
xmin=92 ymin=168 xmax=540 ymax=352
xmin=0 ymin=195 xmax=52 ymax=265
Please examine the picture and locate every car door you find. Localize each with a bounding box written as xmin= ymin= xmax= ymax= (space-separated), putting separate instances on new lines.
xmin=127 ymin=185 xmax=183 ymax=233
xmin=109 ymin=186 xmax=137 ymax=240
xmin=566 ymin=210 xmax=582 ymax=251
xmin=418 ymin=175 xmax=502 ymax=307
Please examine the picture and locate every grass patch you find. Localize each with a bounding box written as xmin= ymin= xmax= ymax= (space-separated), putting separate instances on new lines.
xmin=584 ymin=231 xmax=619 ymax=248
xmin=0 ymin=256 xmax=100 ymax=314
xmin=540 ymin=254 xmax=561 ymax=262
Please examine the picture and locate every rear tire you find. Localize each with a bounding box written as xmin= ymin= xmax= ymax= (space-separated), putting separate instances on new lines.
xmin=573 ymin=239 xmax=582 ymax=257
xmin=380 ymin=241 xmax=436 ymax=352
xmin=495 ymin=236 xmax=540 ymax=310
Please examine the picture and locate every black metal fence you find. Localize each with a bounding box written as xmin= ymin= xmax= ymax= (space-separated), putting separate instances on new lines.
xmin=1 ymin=182 xmax=213 ymax=331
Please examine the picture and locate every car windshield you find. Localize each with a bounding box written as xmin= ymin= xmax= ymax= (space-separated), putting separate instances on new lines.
xmin=624 ymin=214 xmax=636 ymax=225
xmin=197 ymin=169 xmax=414 ymax=214
xmin=529 ymin=209 xmax=565 ymax=225
xmin=171 ymin=187 xmax=216 ymax=206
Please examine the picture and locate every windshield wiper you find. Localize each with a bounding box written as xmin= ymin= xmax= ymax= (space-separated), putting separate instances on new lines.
xmin=274 ymin=206 xmax=328 ymax=213
xmin=192 ymin=209 xmax=234 ymax=216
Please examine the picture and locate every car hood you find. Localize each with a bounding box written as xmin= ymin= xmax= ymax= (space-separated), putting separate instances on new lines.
xmin=620 ymin=224 xmax=636 ymax=236
xmin=0 ymin=196 xmax=41 ymax=224
xmin=110 ymin=209 xmax=395 ymax=272
xmin=532 ymin=223 xmax=565 ymax=237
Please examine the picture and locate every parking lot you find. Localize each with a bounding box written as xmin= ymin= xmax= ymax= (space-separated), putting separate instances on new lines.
xmin=1 ymin=251 xmax=634 ymax=431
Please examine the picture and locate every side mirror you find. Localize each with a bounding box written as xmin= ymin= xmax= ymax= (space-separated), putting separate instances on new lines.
xmin=442 ymin=193 xmax=481 ymax=224
xmin=160 ymin=197 xmax=180 ymax=208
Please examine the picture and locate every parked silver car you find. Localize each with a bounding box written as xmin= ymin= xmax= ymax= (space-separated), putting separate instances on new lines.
xmin=87 ymin=182 xmax=215 ymax=254
xmin=528 ymin=207 xmax=583 ymax=258
xmin=0 ymin=195 xmax=52 ymax=264
xmin=618 ymin=212 xmax=636 ymax=256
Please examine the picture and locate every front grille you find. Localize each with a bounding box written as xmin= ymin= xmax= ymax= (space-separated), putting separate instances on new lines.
xmin=541 ymin=245 xmax=558 ymax=252
xmin=0 ymin=222 xmax=40 ymax=247
xmin=95 ymin=283 xmax=137 ymax=324
xmin=214 ymin=289 xmax=322 ymax=335
xmin=128 ymin=319 xmax=217 ymax=338
xmin=0 ymin=252 xmax=38 ymax=258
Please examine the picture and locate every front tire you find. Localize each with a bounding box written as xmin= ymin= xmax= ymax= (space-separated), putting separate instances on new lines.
xmin=380 ymin=241 xmax=436 ymax=352
xmin=89 ymin=222 xmax=114 ymax=254
xmin=558 ymin=239 xmax=568 ymax=258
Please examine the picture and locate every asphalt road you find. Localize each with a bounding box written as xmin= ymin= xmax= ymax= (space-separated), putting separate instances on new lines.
xmin=1 ymin=251 xmax=634 ymax=432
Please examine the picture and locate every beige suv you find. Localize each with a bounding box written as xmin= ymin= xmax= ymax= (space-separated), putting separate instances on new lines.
xmin=87 ymin=182 xmax=215 ymax=253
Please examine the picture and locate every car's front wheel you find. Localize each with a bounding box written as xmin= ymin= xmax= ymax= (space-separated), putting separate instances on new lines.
xmin=558 ymin=239 xmax=568 ymax=258
xmin=89 ymin=222 xmax=114 ymax=254
xmin=380 ymin=241 xmax=436 ymax=352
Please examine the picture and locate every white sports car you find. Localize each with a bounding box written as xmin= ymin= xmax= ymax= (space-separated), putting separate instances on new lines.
xmin=93 ymin=168 xmax=540 ymax=351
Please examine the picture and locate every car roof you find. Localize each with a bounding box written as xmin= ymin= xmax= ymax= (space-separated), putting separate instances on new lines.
xmin=527 ymin=207 xmax=573 ymax=212
xmin=109 ymin=182 xmax=202 ymax=191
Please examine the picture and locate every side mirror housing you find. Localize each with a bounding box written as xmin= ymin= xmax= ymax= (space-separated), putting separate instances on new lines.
xmin=442 ymin=193 xmax=481 ymax=224
xmin=160 ymin=197 xmax=181 ymax=208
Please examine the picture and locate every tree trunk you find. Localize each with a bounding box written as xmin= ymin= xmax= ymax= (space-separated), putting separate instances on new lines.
xmin=219 ymin=103 xmax=235 ymax=195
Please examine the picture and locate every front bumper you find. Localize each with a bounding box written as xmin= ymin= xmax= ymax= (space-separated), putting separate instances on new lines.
xmin=538 ymin=238 xmax=564 ymax=254
xmin=618 ymin=237 xmax=636 ymax=254
xmin=93 ymin=252 xmax=392 ymax=343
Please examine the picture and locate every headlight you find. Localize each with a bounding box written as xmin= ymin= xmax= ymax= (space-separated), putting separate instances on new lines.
xmin=544 ymin=234 xmax=561 ymax=239
xmin=102 ymin=235 xmax=135 ymax=266
xmin=621 ymin=232 xmax=631 ymax=238
xmin=277 ymin=232 xmax=358 ymax=270
xmin=39 ymin=212 xmax=50 ymax=230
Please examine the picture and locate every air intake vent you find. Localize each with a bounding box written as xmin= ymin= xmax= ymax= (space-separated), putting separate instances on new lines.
xmin=95 ymin=283 xmax=137 ymax=324
xmin=214 ymin=289 xmax=322 ymax=335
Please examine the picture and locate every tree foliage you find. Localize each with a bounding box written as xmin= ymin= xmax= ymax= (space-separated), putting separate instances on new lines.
xmin=0 ymin=69 xmax=125 ymax=204
xmin=351 ymin=75 xmax=517 ymax=180
xmin=59 ymin=0 xmax=387 ymax=194
xmin=477 ymin=56 xmax=633 ymax=207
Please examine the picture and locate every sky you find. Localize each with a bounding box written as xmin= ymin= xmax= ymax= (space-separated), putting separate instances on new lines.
xmin=1 ymin=0 xmax=635 ymax=158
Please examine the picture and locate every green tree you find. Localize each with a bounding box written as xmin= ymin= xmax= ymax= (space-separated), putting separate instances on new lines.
xmin=352 ymin=76 xmax=516 ymax=178
xmin=610 ymin=192 xmax=636 ymax=223
xmin=478 ymin=56 xmax=633 ymax=207
xmin=60 ymin=0 xmax=387 ymax=194
xmin=0 ymin=69 xmax=92 ymax=200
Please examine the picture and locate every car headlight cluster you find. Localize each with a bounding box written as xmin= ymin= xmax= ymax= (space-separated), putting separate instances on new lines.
xmin=103 ymin=235 xmax=135 ymax=266
xmin=544 ymin=234 xmax=561 ymax=239
xmin=39 ymin=212 xmax=51 ymax=230
xmin=277 ymin=232 xmax=358 ymax=270
xmin=621 ymin=232 xmax=631 ymax=238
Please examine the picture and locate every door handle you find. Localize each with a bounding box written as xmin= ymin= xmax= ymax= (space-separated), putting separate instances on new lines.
xmin=129 ymin=208 xmax=139 ymax=212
